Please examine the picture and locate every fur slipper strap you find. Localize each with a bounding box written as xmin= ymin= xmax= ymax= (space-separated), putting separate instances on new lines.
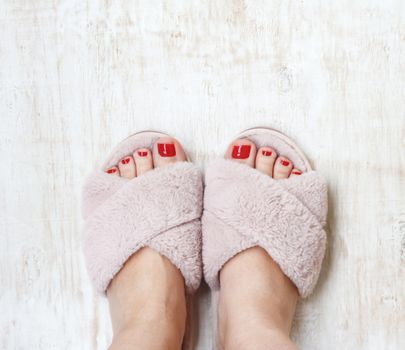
xmin=83 ymin=162 xmax=203 ymax=294
xmin=202 ymin=159 xmax=327 ymax=297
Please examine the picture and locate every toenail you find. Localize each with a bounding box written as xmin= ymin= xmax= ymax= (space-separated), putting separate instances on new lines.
xmin=232 ymin=145 xmax=251 ymax=159
xmin=262 ymin=150 xmax=273 ymax=156
xmin=158 ymin=143 xmax=176 ymax=157
xmin=280 ymin=159 xmax=290 ymax=166
xmin=292 ymin=171 xmax=302 ymax=175
xmin=121 ymin=158 xmax=131 ymax=164
xmin=138 ymin=151 xmax=148 ymax=157
xmin=106 ymin=168 xmax=117 ymax=174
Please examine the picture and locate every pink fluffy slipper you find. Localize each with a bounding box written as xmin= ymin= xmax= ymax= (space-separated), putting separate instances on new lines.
xmin=202 ymin=127 xmax=328 ymax=348
xmin=82 ymin=131 xmax=203 ymax=295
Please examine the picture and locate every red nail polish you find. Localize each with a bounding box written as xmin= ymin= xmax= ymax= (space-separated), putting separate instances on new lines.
xmin=121 ymin=158 xmax=131 ymax=164
xmin=262 ymin=150 xmax=273 ymax=156
xmin=232 ymin=145 xmax=251 ymax=159
xmin=158 ymin=143 xmax=176 ymax=157
xmin=292 ymin=171 xmax=302 ymax=175
xmin=106 ymin=168 xmax=117 ymax=174
xmin=280 ymin=160 xmax=290 ymax=166
xmin=138 ymin=151 xmax=148 ymax=157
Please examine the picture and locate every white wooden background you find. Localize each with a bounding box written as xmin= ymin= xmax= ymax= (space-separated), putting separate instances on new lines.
xmin=1 ymin=1 xmax=404 ymax=349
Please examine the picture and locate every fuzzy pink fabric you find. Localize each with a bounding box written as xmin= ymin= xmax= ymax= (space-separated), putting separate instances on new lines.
xmin=202 ymin=159 xmax=327 ymax=297
xmin=83 ymin=161 xmax=203 ymax=294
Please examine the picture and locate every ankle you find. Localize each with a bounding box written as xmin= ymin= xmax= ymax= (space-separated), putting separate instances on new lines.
xmin=107 ymin=248 xmax=187 ymax=349
xmin=218 ymin=287 xmax=296 ymax=335
xmin=116 ymin=299 xmax=186 ymax=333
xmin=110 ymin=316 xmax=185 ymax=350
xmin=219 ymin=301 xmax=297 ymax=350
xmin=218 ymin=247 xmax=298 ymax=349
xmin=109 ymin=287 xmax=186 ymax=350
xmin=220 ymin=247 xmax=298 ymax=327
xmin=221 ymin=325 xmax=297 ymax=350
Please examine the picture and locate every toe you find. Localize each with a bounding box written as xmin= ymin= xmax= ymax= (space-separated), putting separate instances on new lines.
xmin=153 ymin=137 xmax=187 ymax=168
xmin=273 ymin=156 xmax=293 ymax=179
xmin=255 ymin=146 xmax=277 ymax=176
xmin=118 ymin=156 xmax=136 ymax=179
xmin=290 ymin=168 xmax=302 ymax=178
xmin=105 ymin=166 xmax=120 ymax=176
xmin=225 ymin=138 xmax=256 ymax=167
xmin=134 ymin=148 xmax=153 ymax=175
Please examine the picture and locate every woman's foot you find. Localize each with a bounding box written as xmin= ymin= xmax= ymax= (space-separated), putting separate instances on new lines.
xmin=219 ymin=138 xmax=300 ymax=350
xmin=105 ymin=136 xmax=186 ymax=178
xmin=224 ymin=138 xmax=302 ymax=179
xmin=105 ymin=137 xmax=187 ymax=350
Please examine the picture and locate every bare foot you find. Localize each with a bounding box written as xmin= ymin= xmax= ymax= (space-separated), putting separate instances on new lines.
xmin=105 ymin=137 xmax=187 ymax=350
xmin=220 ymin=139 xmax=301 ymax=350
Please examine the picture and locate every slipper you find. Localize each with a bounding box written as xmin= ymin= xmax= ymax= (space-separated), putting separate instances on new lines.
xmin=202 ymin=127 xmax=328 ymax=349
xmin=82 ymin=131 xmax=203 ymax=349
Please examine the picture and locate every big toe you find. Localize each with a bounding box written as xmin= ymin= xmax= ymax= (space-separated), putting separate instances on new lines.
xmin=225 ymin=138 xmax=256 ymax=167
xmin=153 ymin=137 xmax=187 ymax=167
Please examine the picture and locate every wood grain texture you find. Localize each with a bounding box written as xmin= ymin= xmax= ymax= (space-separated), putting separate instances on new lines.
xmin=0 ymin=0 xmax=404 ymax=349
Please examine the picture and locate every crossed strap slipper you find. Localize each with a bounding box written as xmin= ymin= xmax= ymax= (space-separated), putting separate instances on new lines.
xmin=82 ymin=131 xmax=203 ymax=295
xmin=82 ymin=131 xmax=204 ymax=349
xmin=202 ymin=127 xmax=328 ymax=349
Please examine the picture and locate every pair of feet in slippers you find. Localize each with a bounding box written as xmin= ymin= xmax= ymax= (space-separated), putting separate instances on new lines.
xmin=105 ymin=137 xmax=300 ymax=180
xmin=83 ymin=129 xmax=327 ymax=350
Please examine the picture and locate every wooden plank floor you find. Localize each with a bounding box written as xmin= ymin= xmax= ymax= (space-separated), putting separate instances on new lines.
xmin=1 ymin=1 xmax=404 ymax=349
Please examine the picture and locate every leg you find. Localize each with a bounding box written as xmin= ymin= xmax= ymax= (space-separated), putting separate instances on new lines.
xmin=107 ymin=248 xmax=186 ymax=350
xmin=218 ymin=247 xmax=298 ymax=350
xmin=104 ymin=136 xmax=189 ymax=350
xmin=219 ymin=139 xmax=301 ymax=349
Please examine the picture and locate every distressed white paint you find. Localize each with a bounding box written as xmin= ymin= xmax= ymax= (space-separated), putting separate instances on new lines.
xmin=0 ymin=1 xmax=404 ymax=349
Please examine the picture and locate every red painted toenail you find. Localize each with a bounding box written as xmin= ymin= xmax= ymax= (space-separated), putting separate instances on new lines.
xmin=121 ymin=158 xmax=131 ymax=164
xmin=262 ymin=150 xmax=273 ymax=156
xmin=106 ymin=168 xmax=117 ymax=174
xmin=292 ymin=171 xmax=302 ymax=175
xmin=138 ymin=151 xmax=148 ymax=157
xmin=280 ymin=160 xmax=290 ymax=166
xmin=158 ymin=143 xmax=176 ymax=157
xmin=232 ymin=145 xmax=251 ymax=159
